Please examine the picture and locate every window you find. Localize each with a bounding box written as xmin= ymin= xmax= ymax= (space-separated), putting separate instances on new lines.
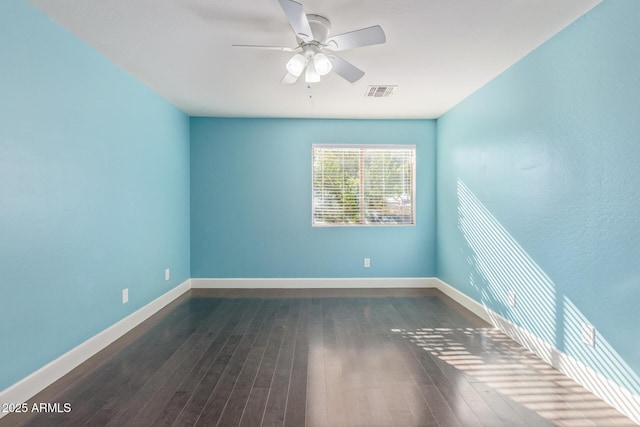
xmin=312 ymin=144 xmax=415 ymax=226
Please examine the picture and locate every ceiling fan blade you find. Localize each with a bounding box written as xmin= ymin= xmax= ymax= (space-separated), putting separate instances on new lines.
xmin=281 ymin=72 xmax=300 ymax=85
xmin=325 ymin=25 xmax=386 ymax=51
xmin=277 ymin=0 xmax=313 ymax=41
xmin=232 ymin=44 xmax=297 ymax=52
xmin=328 ymin=55 xmax=365 ymax=83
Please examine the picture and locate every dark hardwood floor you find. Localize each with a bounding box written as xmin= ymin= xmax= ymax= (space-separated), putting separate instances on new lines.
xmin=2 ymin=288 xmax=636 ymax=427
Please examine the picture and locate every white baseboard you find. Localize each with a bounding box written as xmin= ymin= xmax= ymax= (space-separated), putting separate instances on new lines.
xmin=191 ymin=277 xmax=438 ymax=289
xmin=6 ymin=276 xmax=636 ymax=424
xmin=0 ymin=276 xmax=432 ymax=418
xmin=434 ymin=278 xmax=640 ymax=425
xmin=0 ymin=279 xmax=191 ymax=418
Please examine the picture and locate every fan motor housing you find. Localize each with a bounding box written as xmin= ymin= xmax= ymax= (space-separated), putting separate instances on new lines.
xmin=305 ymin=14 xmax=331 ymax=42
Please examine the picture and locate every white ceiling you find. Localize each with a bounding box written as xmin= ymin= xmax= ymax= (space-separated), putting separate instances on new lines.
xmin=29 ymin=0 xmax=601 ymax=119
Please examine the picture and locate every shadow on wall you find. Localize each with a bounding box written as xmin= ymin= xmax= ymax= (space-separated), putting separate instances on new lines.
xmin=456 ymin=179 xmax=640 ymax=423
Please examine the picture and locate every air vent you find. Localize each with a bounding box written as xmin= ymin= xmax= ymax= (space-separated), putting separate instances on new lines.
xmin=365 ymin=85 xmax=396 ymax=97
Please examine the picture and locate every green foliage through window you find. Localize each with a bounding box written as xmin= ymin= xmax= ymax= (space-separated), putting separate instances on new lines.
xmin=312 ymin=145 xmax=415 ymax=226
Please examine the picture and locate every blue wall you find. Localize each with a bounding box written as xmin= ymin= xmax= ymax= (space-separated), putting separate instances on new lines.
xmin=5 ymin=0 xmax=638 ymax=408
xmin=0 ymin=2 xmax=190 ymax=391
xmin=191 ymin=118 xmax=436 ymax=278
xmin=437 ymin=0 xmax=640 ymax=397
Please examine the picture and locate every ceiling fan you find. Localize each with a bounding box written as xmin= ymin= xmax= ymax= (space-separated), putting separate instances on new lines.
xmin=233 ymin=0 xmax=386 ymax=84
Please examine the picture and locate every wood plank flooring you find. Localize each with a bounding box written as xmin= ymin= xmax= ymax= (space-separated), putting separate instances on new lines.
xmin=1 ymin=288 xmax=636 ymax=427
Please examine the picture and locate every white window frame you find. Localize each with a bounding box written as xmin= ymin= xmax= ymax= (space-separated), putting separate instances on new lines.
xmin=312 ymin=144 xmax=416 ymax=227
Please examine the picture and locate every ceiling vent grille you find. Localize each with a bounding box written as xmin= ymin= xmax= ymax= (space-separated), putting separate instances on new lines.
xmin=365 ymin=85 xmax=396 ymax=97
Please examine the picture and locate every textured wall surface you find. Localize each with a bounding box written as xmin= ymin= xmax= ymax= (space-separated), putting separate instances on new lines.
xmin=0 ymin=2 xmax=190 ymax=391
xmin=190 ymin=118 xmax=436 ymax=278
xmin=437 ymin=0 xmax=640 ymax=396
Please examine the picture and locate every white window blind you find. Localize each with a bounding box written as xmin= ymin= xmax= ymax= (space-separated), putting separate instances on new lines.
xmin=312 ymin=145 xmax=415 ymax=226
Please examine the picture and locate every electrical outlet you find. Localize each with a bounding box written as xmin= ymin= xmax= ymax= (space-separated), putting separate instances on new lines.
xmin=582 ymin=323 xmax=595 ymax=347
xmin=122 ymin=288 xmax=129 ymax=304
xmin=165 ymin=268 xmax=170 ymax=281
xmin=508 ymin=291 xmax=516 ymax=308
xmin=364 ymin=258 xmax=371 ymax=268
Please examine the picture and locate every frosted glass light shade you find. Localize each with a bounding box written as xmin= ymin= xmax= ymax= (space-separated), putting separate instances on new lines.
xmin=286 ymin=53 xmax=306 ymax=77
xmin=305 ymin=60 xmax=320 ymax=83
xmin=314 ymin=53 xmax=332 ymax=76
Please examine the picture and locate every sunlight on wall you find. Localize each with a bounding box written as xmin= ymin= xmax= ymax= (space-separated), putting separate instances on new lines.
xmin=456 ymin=179 xmax=640 ymax=423
xmin=561 ymin=297 xmax=640 ymax=420
xmin=457 ymin=179 xmax=556 ymax=346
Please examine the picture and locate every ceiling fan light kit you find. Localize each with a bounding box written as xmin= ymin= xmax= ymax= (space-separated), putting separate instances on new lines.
xmin=233 ymin=0 xmax=386 ymax=85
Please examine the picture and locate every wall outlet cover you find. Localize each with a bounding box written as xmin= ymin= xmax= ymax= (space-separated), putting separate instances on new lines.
xmin=582 ymin=323 xmax=595 ymax=347
xmin=122 ymin=288 xmax=129 ymax=304
xmin=508 ymin=291 xmax=516 ymax=308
